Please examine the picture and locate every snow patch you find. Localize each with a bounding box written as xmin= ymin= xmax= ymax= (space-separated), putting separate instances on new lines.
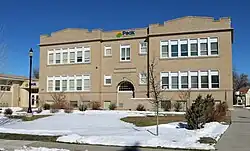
xmin=14 ymin=146 xmax=69 ymax=151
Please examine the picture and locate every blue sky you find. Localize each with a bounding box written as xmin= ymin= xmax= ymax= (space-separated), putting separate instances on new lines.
xmin=0 ymin=0 xmax=249 ymax=77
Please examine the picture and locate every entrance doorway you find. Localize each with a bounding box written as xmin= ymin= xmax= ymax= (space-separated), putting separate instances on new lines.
xmin=31 ymin=93 xmax=39 ymax=107
xmin=117 ymin=81 xmax=135 ymax=109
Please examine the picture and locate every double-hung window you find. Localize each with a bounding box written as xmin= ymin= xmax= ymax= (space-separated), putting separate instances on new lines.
xmin=48 ymin=52 xmax=54 ymax=64
xmin=180 ymin=40 xmax=188 ymax=56
xmin=139 ymin=42 xmax=147 ymax=54
xmin=55 ymin=78 xmax=61 ymax=91
xmin=69 ymin=77 xmax=75 ymax=91
xmin=171 ymin=72 xmax=179 ymax=89
xmin=200 ymin=38 xmax=208 ymax=56
xmin=180 ymin=72 xmax=188 ymax=89
xmin=61 ymin=78 xmax=67 ymax=91
xmin=120 ymin=45 xmax=131 ymax=61
xmin=171 ymin=40 xmax=178 ymax=57
xmin=70 ymin=51 xmax=75 ymax=63
xmin=77 ymin=51 xmax=83 ymax=63
xmin=190 ymin=39 xmax=198 ymax=56
xmin=200 ymin=71 xmax=209 ymax=88
xmin=62 ymin=51 xmax=68 ymax=64
xmin=83 ymin=75 xmax=90 ymax=91
xmin=161 ymin=72 xmax=169 ymax=90
xmin=47 ymin=77 xmax=53 ymax=92
xmin=104 ymin=75 xmax=112 ymax=85
xmin=210 ymin=38 xmax=218 ymax=55
xmin=190 ymin=71 xmax=198 ymax=88
xmin=84 ymin=47 xmax=91 ymax=63
xmin=211 ymin=70 xmax=219 ymax=88
xmin=160 ymin=41 xmax=169 ymax=58
xmin=55 ymin=53 xmax=61 ymax=64
xmin=76 ymin=76 xmax=82 ymax=91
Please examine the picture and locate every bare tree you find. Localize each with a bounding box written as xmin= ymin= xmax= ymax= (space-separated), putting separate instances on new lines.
xmin=178 ymin=88 xmax=191 ymax=111
xmin=148 ymin=57 xmax=163 ymax=136
xmin=33 ymin=67 xmax=39 ymax=79
xmin=50 ymin=92 xmax=68 ymax=109
xmin=233 ymin=70 xmax=249 ymax=104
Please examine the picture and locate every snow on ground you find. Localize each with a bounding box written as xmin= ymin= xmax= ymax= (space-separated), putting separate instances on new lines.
xmin=0 ymin=110 xmax=228 ymax=150
xmin=14 ymin=146 xmax=70 ymax=151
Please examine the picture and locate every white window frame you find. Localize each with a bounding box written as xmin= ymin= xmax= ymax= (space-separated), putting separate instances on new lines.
xmin=200 ymin=71 xmax=209 ymax=89
xmin=210 ymin=37 xmax=219 ymax=56
xmin=55 ymin=51 xmax=61 ymax=64
xmin=47 ymin=77 xmax=54 ymax=92
xmin=170 ymin=72 xmax=179 ymax=89
xmin=180 ymin=40 xmax=188 ymax=57
xmin=200 ymin=38 xmax=208 ymax=56
xmin=190 ymin=39 xmax=198 ymax=57
xmin=62 ymin=50 xmax=68 ymax=64
xmin=120 ymin=44 xmax=131 ymax=61
xmin=61 ymin=76 xmax=68 ymax=92
xmin=104 ymin=75 xmax=112 ymax=86
xmin=84 ymin=47 xmax=91 ymax=63
xmin=76 ymin=49 xmax=83 ymax=63
xmin=54 ymin=77 xmax=61 ymax=91
xmin=160 ymin=41 xmax=169 ymax=58
xmin=48 ymin=51 xmax=54 ymax=65
xmin=104 ymin=46 xmax=112 ymax=56
xmin=160 ymin=72 xmax=169 ymax=90
xmin=180 ymin=72 xmax=188 ymax=89
xmin=68 ymin=76 xmax=75 ymax=91
xmin=170 ymin=40 xmax=178 ymax=57
xmin=76 ymin=76 xmax=83 ymax=91
xmin=139 ymin=72 xmax=147 ymax=85
xmin=139 ymin=42 xmax=147 ymax=54
xmin=69 ymin=48 xmax=76 ymax=64
xmin=190 ymin=71 xmax=199 ymax=89
xmin=83 ymin=75 xmax=91 ymax=91
xmin=210 ymin=70 xmax=220 ymax=89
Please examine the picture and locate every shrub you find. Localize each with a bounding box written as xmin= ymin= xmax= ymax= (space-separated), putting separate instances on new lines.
xmin=50 ymin=104 xmax=59 ymax=113
xmin=213 ymin=102 xmax=228 ymax=121
xmin=64 ymin=106 xmax=73 ymax=113
xmin=162 ymin=101 xmax=171 ymax=111
xmin=90 ymin=101 xmax=101 ymax=110
xmin=43 ymin=103 xmax=51 ymax=110
xmin=4 ymin=108 xmax=13 ymax=116
xmin=185 ymin=94 xmax=215 ymax=130
xmin=79 ymin=104 xmax=87 ymax=111
xmin=173 ymin=102 xmax=182 ymax=112
xmin=36 ymin=107 xmax=43 ymax=114
xmin=136 ymin=104 xmax=146 ymax=111
xmin=109 ymin=103 xmax=116 ymax=110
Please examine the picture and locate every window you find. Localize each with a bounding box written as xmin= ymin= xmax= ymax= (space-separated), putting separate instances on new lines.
xmin=161 ymin=72 xmax=169 ymax=90
xmin=200 ymin=38 xmax=208 ymax=56
xmin=70 ymin=52 xmax=75 ymax=63
xmin=180 ymin=40 xmax=188 ymax=56
xmin=190 ymin=39 xmax=198 ymax=56
xmin=200 ymin=71 xmax=209 ymax=88
xmin=171 ymin=41 xmax=178 ymax=57
xmin=62 ymin=52 xmax=68 ymax=63
xmin=180 ymin=72 xmax=188 ymax=89
xmin=55 ymin=53 xmax=61 ymax=64
xmin=83 ymin=75 xmax=90 ymax=91
xmin=139 ymin=42 xmax=147 ymax=54
xmin=104 ymin=75 xmax=112 ymax=85
xmin=48 ymin=79 xmax=53 ymax=92
xmin=104 ymin=46 xmax=112 ymax=56
xmin=55 ymin=79 xmax=60 ymax=91
xmin=48 ymin=53 xmax=54 ymax=64
xmin=77 ymin=51 xmax=83 ymax=63
xmin=84 ymin=48 xmax=91 ymax=63
xmin=139 ymin=72 xmax=147 ymax=85
xmin=171 ymin=72 xmax=178 ymax=89
xmin=190 ymin=72 xmax=198 ymax=88
xmin=160 ymin=41 xmax=169 ymax=58
xmin=69 ymin=79 xmax=75 ymax=91
xmin=210 ymin=38 xmax=218 ymax=55
xmin=62 ymin=79 xmax=67 ymax=91
xmin=76 ymin=78 xmax=82 ymax=90
xmin=120 ymin=45 xmax=131 ymax=61
xmin=211 ymin=70 xmax=219 ymax=88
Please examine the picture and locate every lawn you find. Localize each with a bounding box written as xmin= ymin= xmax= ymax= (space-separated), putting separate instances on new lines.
xmin=9 ymin=115 xmax=51 ymax=121
xmin=121 ymin=115 xmax=185 ymax=127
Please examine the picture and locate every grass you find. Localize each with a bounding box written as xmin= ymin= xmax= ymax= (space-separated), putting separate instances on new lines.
xmin=0 ymin=133 xmax=58 ymax=142
xmin=121 ymin=115 xmax=185 ymax=127
xmin=9 ymin=115 xmax=51 ymax=121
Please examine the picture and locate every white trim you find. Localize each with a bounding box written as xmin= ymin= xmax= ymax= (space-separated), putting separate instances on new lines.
xmin=104 ymin=46 xmax=112 ymax=56
xmin=160 ymin=72 xmax=169 ymax=90
xmin=104 ymin=75 xmax=112 ymax=85
xmin=120 ymin=44 xmax=131 ymax=62
xmin=139 ymin=42 xmax=147 ymax=54
xmin=139 ymin=72 xmax=147 ymax=85
xmin=160 ymin=41 xmax=169 ymax=59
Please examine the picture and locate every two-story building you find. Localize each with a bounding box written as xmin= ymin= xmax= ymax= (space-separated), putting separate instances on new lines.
xmin=39 ymin=16 xmax=233 ymax=110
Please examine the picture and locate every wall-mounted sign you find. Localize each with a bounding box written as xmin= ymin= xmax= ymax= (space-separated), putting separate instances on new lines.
xmin=116 ymin=31 xmax=135 ymax=38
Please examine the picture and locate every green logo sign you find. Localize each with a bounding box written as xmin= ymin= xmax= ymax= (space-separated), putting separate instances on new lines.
xmin=116 ymin=31 xmax=135 ymax=38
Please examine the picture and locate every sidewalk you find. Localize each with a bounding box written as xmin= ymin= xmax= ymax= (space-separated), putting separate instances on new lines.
xmin=216 ymin=108 xmax=250 ymax=151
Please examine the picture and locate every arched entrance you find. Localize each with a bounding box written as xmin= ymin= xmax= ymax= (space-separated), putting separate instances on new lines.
xmin=117 ymin=81 xmax=135 ymax=109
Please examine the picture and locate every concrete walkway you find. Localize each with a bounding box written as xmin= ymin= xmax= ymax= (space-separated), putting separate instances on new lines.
xmin=216 ymin=108 xmax=250 ymax=151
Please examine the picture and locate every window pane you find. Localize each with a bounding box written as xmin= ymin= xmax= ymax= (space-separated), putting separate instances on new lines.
xmin=48 ymin=80 xmax=53 ymax=91
xmin=181 ymin=44 xmax=188 ymax=56
xmin=162 ymin=77 xmax=169 ymax=89
xmin=211 ymin=42 xmax=218 ymax=55
xmin=171 ymin=45 xmax=178 ymax=57
xmin=63 ymin=52 xmax=68 ymax=63
xmin=181 ymin=76 xmax=188 ymax=88
xmin=84 ymin=78 xmax=90 ymax=90
xmin=69 ymin=79 xmax=75 ymax=91
xmin=126 ymin=48 xmax=130 ymax=60
xmin=62 ymin=80 xmax=67 ymax=91
xmin=55 ymin=80 xmax=60 ymax=91
xmin=84 ymin=50 xmax=90 ymax=63
xmin=191 ymin=76 xmax=198 ymax=88
xmin=200 ymin=43 xmax=208 ymax=55
xmin=105 ymin=48 xmax=112 ymax=56
xmin=106 ymin=79 xmax=111 ymax=84
xmin=70 ymin=52 xmax=75 ymax=63
xmin=201 ymin=76 xmax=209 ymax=88
xmin=212 ymin=75 xmax=219 ymax=88
xmin=162 ymin=45 xmax=168 ymax=58
xmin=121 ymin=48 xmax=125 ymax=60
xmin=140 ymin=73 xmax=147 ymax=84
xmin=76 ymin=79 xmax=82 ymax=90
xmin=55 ymin=53 xmax=60 ymax=64
xmin=171 ymin=76 xmax=178 ymax=89
xmin=191 ymin=44 xmax=198 ymax=56
xmin=49 ymin=54 xmax=53 ymax=64
xmin=77 ymin=51 xmax=82 ymax=63
xmin=140 ymin=42 xmax=147 ymax=54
